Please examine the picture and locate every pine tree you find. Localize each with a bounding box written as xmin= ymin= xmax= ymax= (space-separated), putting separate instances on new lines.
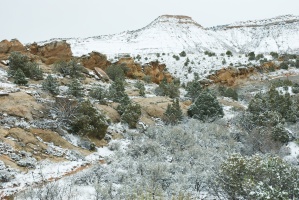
xmin=42 ymin=75 xmax=59 ymax=95
xmin=185 ymin=77 xmax=202 ymax=101
xmin=188 ymin=90 xmax=223 ymax=122
xmin=13 ymin=68 xmax=28 ymax=85
xmin=163 ymin=98 xmax=183 ymax=125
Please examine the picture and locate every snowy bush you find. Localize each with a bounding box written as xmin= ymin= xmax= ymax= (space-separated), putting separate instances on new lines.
xmin=217 ymin=154 xmax=299 ymax=200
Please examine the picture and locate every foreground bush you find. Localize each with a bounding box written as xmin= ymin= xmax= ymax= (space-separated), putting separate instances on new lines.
xmin=163 ymin=98 xmax=183 ymax=125
xmin=218 ymin=154 xmax=299 ymax=200
xmin=55 ymin=59 xmax=85 ymax=79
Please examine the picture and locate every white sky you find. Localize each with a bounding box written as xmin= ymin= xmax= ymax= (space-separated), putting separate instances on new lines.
xmin=1 ymin=0 xmax=299 ymax=43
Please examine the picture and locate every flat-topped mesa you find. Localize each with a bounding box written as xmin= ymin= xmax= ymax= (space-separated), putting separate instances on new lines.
xmin=151 ymin=14 xmax=203 ymax=28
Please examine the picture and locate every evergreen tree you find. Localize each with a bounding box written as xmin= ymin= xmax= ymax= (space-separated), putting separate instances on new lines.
xmin=68 ymin=79 xmax=84 ymax=97
xmin=89 ymin=86 xmax=108 ymax=104
xmin=188 ymin=90 xmax=224 ymax=122
xmin=163 ymin=99 xmax=183 ymax=125
xmin=134 ymin=81 xmax=146 ymax=97
xmin=71 ymin=100 xmax=108 ymax=139
xmin=185 ymin=77 xmax=202 ymax=101
xmin=155 ymin=77 xmax=180 ymax=98
xmin=109 ymin=78 xmax=127 ymax=102
xmin=121 ymin=103 xmax=141 ymax=128
xmin=13 ymin=68 xmax=28 ymax=85
xmin=42 ymin=75 xmax=59 ymax=95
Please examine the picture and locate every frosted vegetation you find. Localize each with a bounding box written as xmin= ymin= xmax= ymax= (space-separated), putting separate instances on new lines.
xmin=2 ymin=42 xmax=299 ymax=199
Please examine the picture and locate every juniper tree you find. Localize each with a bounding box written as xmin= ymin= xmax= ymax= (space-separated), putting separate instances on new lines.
xmin=42 ymin=75 xmax=59 ymax=95
xmin=68 ymin=79 xmax=84 ymax=98
xmin=71 ymin=100 xmax=108 ymax=139
xmin=13 ymin=68 xmax=28 ymax=85
xmin=163 ymin=98 xmax=183 ymax=125
xmin=121 ymin=103 xmax=141 ymax=128
xmin=187 ymin=90 xmax=223 ymax=122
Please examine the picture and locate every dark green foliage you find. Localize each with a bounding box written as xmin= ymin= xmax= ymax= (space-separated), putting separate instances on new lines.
xmin=134 ymin=81 xmax=145 ymax=97
xmin=71 ymin=100 xmax=108 ymax=139
xmin=204 ymin=51 xmax=216 ymax=57
xmin=255 ymin=53 xmax=264 ymax=60
xmin=120 ymin=103 xmax=141 ymax=128
xmin=108 ymin=78 xmax=127 ymax=102
xmin=179 ymin=51 xmax=186 ymax=57
xmin=218 ymin=154 xmax=299 ymax=200
xmin=116 ymin=94 xmax=131 ymax=115
xmin=55 ymin=60 xmax=85 ymax=79
xmin=218 ymin=86 xmax=238 ymax=101
xmin=222 ymin=58 xmax=227 ymax=65
xmin=187 ymin=90 xmax=224 ymax=122
xmin=185 ymin=77 xmax=202 ymax=101
xmin=271 ymin=79 xmax=293 ymax=88
xmin=225 ymin=50 xmax=232 ymax=57
xmin=248 ymin=52 xmax=255 ymax=61
xmin=13 ymin=68 xmax=28 ymax=85
xmin=27 ymin=62 xmax=43 ymax=80
xmin=89 ymin=86 xmax=108 ymax=104
xmin=248 ymin=87 xmax=297 ymax=124
xmin=106 ymin=64 xmax=129 ymax=81
xmin=68 ymin=79 xmax=84 ymax=97
xmin=9 ymin=52 xmax=43 ymax=80
xmin=156 ymin=53 xmax=160 ymax=57
xmin=295 ymin=59 xmax=299 ymax=68
xmin=270 ymin=51 xmax=279 ymax=59
xmin=280 ymin=62 xmax=289 ymax=70
xmin=136 ymin=54 xmax=141 ymax=61
xmin=172 ymin=55 xmax=180 ymax=61
xmin=162 ymin=99 xmax=183 ymax=125
xmin=155 ymin=78 xmax=180 ymax=98
xmin=292 ymin=83 xmax=299 ymax=93
xmin=42 ymin=75 xmax=59 ymax=95
xmin=184 ymin=58 xmax=190 ymax=66
xmin=272 ymin=123 xmax=290 ymax=143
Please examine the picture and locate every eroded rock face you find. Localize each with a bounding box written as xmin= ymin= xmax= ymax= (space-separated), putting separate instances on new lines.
xmin=0 ymin=39 xmax=26 ymax=59
xmin=143 ymin=61 xmax=173 ymax=83
xmin=209 ymin=66 xmax=255 ymax=86
xmin=117 ymin=57 xmax=144 ymax=79
xmin=79 ymin=51 xmax=110 ymax=70
xmin=28 ymin=41 xmax=72 ymax=65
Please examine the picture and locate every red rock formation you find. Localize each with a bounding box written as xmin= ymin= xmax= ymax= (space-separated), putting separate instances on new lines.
xmin=79 ymin=51 xmax=110 ymax=70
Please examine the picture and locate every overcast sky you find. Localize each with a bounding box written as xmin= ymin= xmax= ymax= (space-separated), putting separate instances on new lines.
xmin=2 ymin=0 xmax=299 ymax=43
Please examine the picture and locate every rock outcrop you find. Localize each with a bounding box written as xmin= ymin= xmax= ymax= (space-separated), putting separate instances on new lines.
xmin=117 ymin=57 xmax=144 ymax=79
xmin=143 ymin=61 xmax=173 ymax=83
xmin=0 ymin=39 xmax=26 ymax=60
xmin=79 ymin=51 xmax=110 ymax=70
xmin=209 ymin=66 xmax=255 ymax=86
xmin=0 ymin=92 xmax=44 ymax=120
xmin=28 ymin=41 xmax=72 ymax=65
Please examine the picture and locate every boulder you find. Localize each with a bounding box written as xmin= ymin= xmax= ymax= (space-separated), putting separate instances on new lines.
xmin=95 ymin=104 xmax=120 ymax=123
xmin=79 ymin=51 xmax=110 ymax=70
xmin=94 ymin=67 xmax=110 ymax=81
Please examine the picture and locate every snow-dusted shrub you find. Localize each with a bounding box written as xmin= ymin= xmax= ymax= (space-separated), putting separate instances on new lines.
xmin=217 ymin=154 xmax=299 ymax=200
xmin=120 ymin=103 xmax=141 ymax=128
xmin=42 ymin=75 xmax=60 ymax=95
xmin=17 ymin=157 xmax=37 ymax=168
xmin=67 ymin=79 xmax=84 ymax=97
xmin=78 ymin=120 xmax=238 ymax=199
xmin=106 ymin=63 xmax=128 ymax=81
xmin=55 ymin=59 xmax=85 ymax=79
